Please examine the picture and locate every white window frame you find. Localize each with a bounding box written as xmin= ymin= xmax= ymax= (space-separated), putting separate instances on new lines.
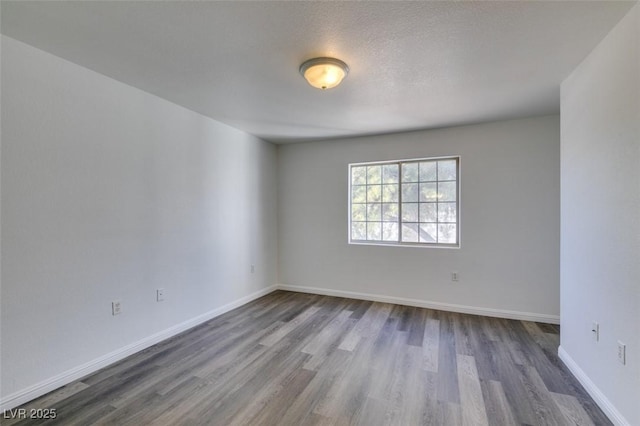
xmin=348 ymin=156 xmax=460 ymax=248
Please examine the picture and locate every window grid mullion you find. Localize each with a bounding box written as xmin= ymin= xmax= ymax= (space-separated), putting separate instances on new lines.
xmin=365 ymin=166 xmax=369 ymax=240
xmin=435 ymin=160 xmax=439 ymax=244
xmin=398 ymin=162 xmax=403 ymax=243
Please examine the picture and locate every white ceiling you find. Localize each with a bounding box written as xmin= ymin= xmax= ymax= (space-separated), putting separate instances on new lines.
xmin=1 ymin=1 xmax=636 ymax=143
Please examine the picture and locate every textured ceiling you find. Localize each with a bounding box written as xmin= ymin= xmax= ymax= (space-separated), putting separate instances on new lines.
xmin=1 ymin=1 xmax=636 ymax=143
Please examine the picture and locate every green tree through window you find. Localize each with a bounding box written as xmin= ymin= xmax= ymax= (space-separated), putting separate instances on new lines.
xmin=350 ymin=157 xmax=459 ymax=247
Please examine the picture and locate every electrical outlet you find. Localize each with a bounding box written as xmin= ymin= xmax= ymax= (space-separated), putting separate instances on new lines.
xmin=157 ymin=288 xmax=165 ymax=302
xmin=617 ymin=341 xmax=626 ymax=365
xmin=112 ymin=300 xmax=122 ymax=316
xmin=591 ymin=322 xmax=599 ymax=341
xmin=251 ymin=265 xmax=255 ymax=273
xmin=451 ymin=272 xmax=459 ymax=282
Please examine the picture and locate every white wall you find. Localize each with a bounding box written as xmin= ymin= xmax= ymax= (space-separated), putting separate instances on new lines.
xmin=0 ymin=36 xmax=278 ymax=405
xmin=278 ymin=115 xmax=560 ymax=321
xmin=560 ymin=4 xmax=639 ymax=425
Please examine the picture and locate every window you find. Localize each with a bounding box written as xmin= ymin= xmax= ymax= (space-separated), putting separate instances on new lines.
xmin=349 ymin=156 xmax=459 ymax=247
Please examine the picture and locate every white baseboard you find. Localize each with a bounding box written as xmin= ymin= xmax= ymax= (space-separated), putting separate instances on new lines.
xmin=558 ymin=346 xmax=629 ymax=426
xmin=0 ymin=285 xmax=278 ymax=411
xmin=277 ymin=284 xmax=560 ymax=324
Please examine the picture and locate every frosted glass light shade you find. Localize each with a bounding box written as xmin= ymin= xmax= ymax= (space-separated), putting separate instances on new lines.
xmin=299 ymin=57 xmax=349 ymax=90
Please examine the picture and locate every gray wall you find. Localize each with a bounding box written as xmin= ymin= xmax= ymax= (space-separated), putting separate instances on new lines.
xmin=0 ymin=36 xmax=278 ymax=402
xmin=560 ymin=4 xmax=639 ymax=425
xmin=278 ymin=115 xmax=560 ymax=320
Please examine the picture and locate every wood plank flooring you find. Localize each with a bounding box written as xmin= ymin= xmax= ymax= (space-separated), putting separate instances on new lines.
xmin=6 ymin=291 xmax=611 ymax=425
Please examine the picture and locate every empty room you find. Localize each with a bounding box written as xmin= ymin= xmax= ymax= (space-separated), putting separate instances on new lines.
xmin=1 ymin=1 xmax=638 ymax=425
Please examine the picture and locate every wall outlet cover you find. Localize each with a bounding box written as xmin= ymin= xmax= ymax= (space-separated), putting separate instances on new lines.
xmin=112 ymin=300 xmax=122 ymax=316
xmin=617 ymin=341 xmax=626 ymax=365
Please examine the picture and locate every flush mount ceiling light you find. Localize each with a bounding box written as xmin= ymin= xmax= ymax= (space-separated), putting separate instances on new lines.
xmin=299 ymin=57 xmax=349 ymax=90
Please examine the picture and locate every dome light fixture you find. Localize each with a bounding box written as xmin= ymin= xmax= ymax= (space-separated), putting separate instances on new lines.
xmin=299 ymin=57 xmax=349 ymax=90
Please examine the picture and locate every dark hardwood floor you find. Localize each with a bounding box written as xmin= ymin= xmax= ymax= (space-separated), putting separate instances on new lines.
xmin=6 ymin=291 xmax=610 ymax=425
